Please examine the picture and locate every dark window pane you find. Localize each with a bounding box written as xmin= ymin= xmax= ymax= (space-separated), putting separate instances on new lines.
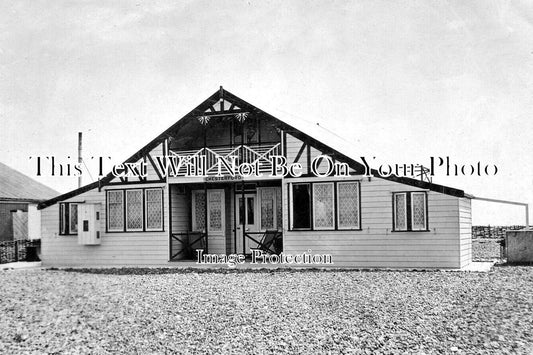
xmin=238 ymin=198 xmax=244 ymax=225
xmin=247 ymin=197 xmax=254 ymax=224
xmin=292 ymin=184 xmax=311 ymax=229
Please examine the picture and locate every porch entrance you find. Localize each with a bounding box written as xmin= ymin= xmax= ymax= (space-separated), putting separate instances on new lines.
xmin=169 ymin=183 xmax=282 ymax=261
xmin=235 ymin=187 xmax=282 ymax=255
xmin=236 ymin=193 xmax=259 ymax=254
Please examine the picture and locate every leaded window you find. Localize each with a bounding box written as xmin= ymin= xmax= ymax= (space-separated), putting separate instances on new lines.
xmin=69 ymin=203 xmax=78 ymax=234
xmin=107 ymin=190 xmax=124 ymax=231
xmin=59 ymin=202 xmax=78 ymax=235
xmin=192 ymin=191 xmax=205 ymax=231
xmin=394 ymin=193 xmax=407 ymax=231
xmin=411 ymin=192 xmax=427 ymax=230
xmin=393 ymin=192 xmax=428 ymax=232
xmin=337 ymin=182 xmax=360 ymax=229
xmin=126 ymin=190 xmax=143 ymax=231
xmin=260 ymin=188 xmax=275 ymax=230
xmin=208 ymin=191 xmax=223 ymax=232
xmin=145 ymin=189 xmax=163 ymax=231
xmin=313 ymin=183 xmax=334 ymax=230
xmin=289 ymin=181 xmax=361 ymax=231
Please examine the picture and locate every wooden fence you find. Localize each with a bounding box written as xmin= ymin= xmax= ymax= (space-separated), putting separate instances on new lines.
xmin=0 ymin=240 xmax=40 ymax=264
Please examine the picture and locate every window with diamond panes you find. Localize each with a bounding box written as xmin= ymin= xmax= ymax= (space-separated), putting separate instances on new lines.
xmin=208 ymin=191 xmax=222 ymax=232
xmin=394 ymin=193 xmax=407 ymax=231
xmin=126 ymin=190 xmax=143 ymax=231
xmin=393 ymin=192 xmax=428 ymax=232
xmin=411 ymin=192 xmax=427 ymax=230
xmin=145 ymin=189 xmax=163 ymax=231
xmin=313 ymin=183 xmax=334 ymax=230
xmin=260 ymin=188 xmax=275 ymax=230
xmin=107 ymin=190 xmax=124 ymax=231
xmin=69 ymin=203 xmax=78 ymax=234
xmin=337 ymin=182 xmax=360 ymax=229
xmin=192 ymin=192 xmax=205 ymax=231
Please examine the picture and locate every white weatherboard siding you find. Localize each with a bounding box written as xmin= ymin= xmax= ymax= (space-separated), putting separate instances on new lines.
xmin=282 ymin=177 xmax=464 ymax=268
xmin=459 ymin=198 xmax=472 ymax=268
xmin=27 ymin=203 xmax=41 ymax=240
xmin=40 ymin=183 xmax=169 ymax=267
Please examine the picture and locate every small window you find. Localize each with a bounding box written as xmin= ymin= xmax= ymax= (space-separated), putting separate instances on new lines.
xmin=59 ymin=202 xmax=78 ymax=235
xmin=291 ymin=183 xmax=311 ymax=229
xmin=145 ymin=188 xmax=163 ymax=231
xmin=312 ymin=183 xmax=334 ymax=230
xmin=192 ymin=191 xmax=206 ymax=231
xmin=126 ymin=189 xmax=143 ymax=231
xmin=337 ymin=182 xmax=360 ymax=229
xmin=393 ymin=192 xmax=428 ymax=232
xmin=69 ymin=203 xmax=78 ymax=234
xmin=107 ymin=190 xmax=124 ymax=231
xmin=208 ymin=190 xmax=224 ymax=233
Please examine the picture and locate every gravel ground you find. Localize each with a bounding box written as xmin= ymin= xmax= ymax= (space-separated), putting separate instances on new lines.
xmin=472 ymin=239 xmax=503 ymax=262
xmin=1 ymin=267 xmax=532 ymax=354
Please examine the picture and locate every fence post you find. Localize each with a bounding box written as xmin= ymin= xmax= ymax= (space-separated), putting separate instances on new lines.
xmin=14 ymin=240 xmax=18 ymax=262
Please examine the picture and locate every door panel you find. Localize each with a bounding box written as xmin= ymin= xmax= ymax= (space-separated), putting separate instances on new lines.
xmin=236 ymin=194 xmax=258 ymax=254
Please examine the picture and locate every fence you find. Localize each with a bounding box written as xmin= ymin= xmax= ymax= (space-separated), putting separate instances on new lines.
xmin=0 ymin=240 xmax=40 ymax=264
xmin=471 ymin=225 xmax=525 ymax=239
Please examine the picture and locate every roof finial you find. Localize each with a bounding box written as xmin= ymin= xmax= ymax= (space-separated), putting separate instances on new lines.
xmin=219 ymin=86 xmax=224 ymax=100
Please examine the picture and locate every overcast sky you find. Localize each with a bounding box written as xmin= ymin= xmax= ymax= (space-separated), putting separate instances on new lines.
xmin=1 ymin=0 xmax=532 ymax=224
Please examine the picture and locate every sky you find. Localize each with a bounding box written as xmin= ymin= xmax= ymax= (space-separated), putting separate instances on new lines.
xmin=0 ymin=0 xmax=532 ymax=225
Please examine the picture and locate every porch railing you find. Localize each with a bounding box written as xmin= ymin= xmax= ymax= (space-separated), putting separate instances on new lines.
xmin=244 ymin=231 xmax=283 ymax=255
xmin=169 ymin=232 xmax=206 ymax=261
xmin=169 ymin=142 xmax=281 ymax=176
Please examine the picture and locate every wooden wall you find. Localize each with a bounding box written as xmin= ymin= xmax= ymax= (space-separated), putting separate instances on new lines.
xmin=282 ymin=131 xmax=469 ymax=269
xmin=40 ymin=183 xmax=169 ymax=267
xmin=282 ymin=177 xmax=464 ymax=268
xmin=459 ymin=198 xmax=472 ymax=268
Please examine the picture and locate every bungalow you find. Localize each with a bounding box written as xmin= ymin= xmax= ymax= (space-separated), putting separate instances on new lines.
xmin=38 ymin=88 xmax=472 ymax=268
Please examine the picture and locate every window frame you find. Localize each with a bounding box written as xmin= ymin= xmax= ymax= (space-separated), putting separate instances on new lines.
xmin=312 ymin=182 xmax=335 ymax=231
xmin=106 ymin=187 xmax=164 ymax=233
xmin=392 ymin=191 xmax=429 ymax=232
xmin=145 ymin=188 xmax=164 ymax=232
xmin=125 ymin=189 xmax=144 ymax=232
xmin=258 ymin=187 xmax=281 ymax=231
xmin=289 ymin=181 xmax=361 ymax=232
xmin=59 ymin=202 xmax=79 ymax=236
xmin=207 ymin=189 xmax=225 ymax=234
xmin=191 ymin=190 xmax=206 ymax=232
xmin=336 ymin=181 xmax=361 ymax=230
xmin=107 ymin=190 xmax=125 ymax=232
xmin=290 ymin=183 xmax=312 ymax=230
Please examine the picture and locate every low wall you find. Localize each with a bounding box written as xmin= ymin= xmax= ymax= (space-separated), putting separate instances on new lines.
xmin=506 ymin=230 xmax=533 ymax=263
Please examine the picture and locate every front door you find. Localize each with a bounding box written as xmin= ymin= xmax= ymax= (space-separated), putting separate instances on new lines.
xmin=235 ymin=194 xmax=259 ymax=254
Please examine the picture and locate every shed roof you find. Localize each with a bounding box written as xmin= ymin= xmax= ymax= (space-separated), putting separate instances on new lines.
xmin=0 ymin=161 xmax=59 ymax=202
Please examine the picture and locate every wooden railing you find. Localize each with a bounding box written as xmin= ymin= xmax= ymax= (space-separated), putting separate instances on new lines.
xmin=169 ymin=142 xmax=281 ymax=176
xmin=169 ymin=232 xmax=206 ymax=261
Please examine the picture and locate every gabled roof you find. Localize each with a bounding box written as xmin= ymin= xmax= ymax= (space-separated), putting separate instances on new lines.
xmin=0 ymin=162 xmax=59 ymax=203
xmin=38 ymin=88 xmax=466 ymax=209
